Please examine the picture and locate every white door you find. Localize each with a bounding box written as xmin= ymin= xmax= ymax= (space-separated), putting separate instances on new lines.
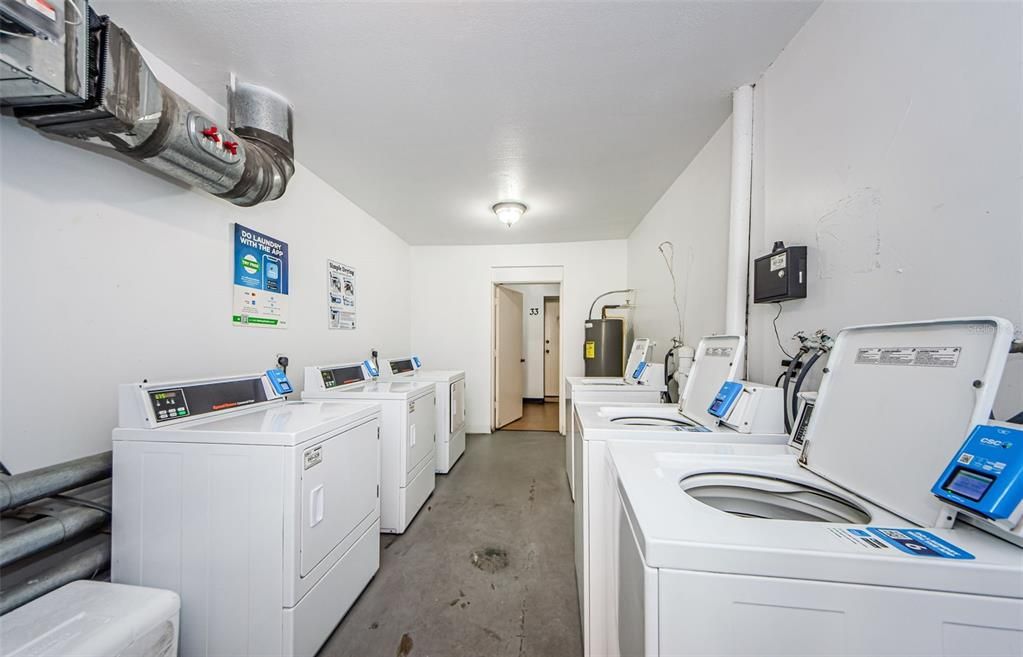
xmin=544 ymin=297 xmax=560 ymax=398
xmin=494 ymin=285 xmax=524 ymax=428
xmin=300 ymin=419 xmax=379 ymax=577
xmin=450 ymin=379 xmax=466 ymax=434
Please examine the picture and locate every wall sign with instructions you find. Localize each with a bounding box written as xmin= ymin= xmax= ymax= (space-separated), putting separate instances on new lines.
xmin=232 ymin=224 xmax=289 ymax=329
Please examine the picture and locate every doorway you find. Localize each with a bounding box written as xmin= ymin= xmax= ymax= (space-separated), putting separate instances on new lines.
xmin=493 ymin=282 xmax=562 ymax=432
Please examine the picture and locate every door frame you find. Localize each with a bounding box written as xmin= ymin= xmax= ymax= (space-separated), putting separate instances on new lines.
xmin=490 ymin=266 xmax=565 ymax=433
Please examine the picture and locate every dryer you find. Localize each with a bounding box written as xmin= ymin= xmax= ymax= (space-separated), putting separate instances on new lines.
xmin=112 ymin=370 xmax=381 ymax=657
xmin=605 ymin=317 xmax=1022 ymax=657
xmin=573 ymin=334 xmax=788 ymax=657
xmin=380 ymin=356 xmax=466 ymax=474
xmin=565 ymin=338 xmax=666 ymax=498
xmin=303 ymin=361 xmax=436 ymax=533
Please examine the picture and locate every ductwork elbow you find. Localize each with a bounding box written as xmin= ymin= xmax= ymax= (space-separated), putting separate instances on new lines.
xmin=10 ymin=15 xmax=295 ymax=207
xmin=221 ymin=79 xmax=295 ymax=207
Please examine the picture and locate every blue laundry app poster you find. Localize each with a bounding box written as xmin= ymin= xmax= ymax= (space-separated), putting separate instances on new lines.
xmin=232 ymin=224 xmax=290 ymax=328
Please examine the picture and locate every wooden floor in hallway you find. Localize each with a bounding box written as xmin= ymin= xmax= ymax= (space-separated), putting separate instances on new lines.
xmin=501 ymin=401 xmax=560 ymax=432
xmin=317 ymin=430 xmax=581 ymax=657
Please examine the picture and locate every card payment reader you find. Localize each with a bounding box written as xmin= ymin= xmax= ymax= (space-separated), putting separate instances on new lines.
xmin=933 ymin=422 xmax=1023 ymax=538
xmin=265 ymin=369 xmax=293 ymax=396
xmin=706 ymin=380 xmax=785 ymax=434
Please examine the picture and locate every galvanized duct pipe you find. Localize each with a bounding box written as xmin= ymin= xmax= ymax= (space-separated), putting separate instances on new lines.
xmin=0 ymin=503 xmax=109 ymax=567
xmin=0 ymin=452 xmax=111 ymax=512
xmin=0 ymin=540 xmax=110 ymax=615
xmin=15 ymin=15 xmax=294 ymax=207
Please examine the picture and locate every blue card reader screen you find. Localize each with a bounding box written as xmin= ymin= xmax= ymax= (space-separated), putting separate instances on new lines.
xmin=944 ymin=468 xmax=995 ymax=502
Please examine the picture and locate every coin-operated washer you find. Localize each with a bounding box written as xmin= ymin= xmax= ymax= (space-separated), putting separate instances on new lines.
xmin=303 ymin=360 xmax=436 ymax=534
xmin=113 ymin=370 xmax=382 ymax=657
xmin=572 ymin=334 xmax=788 ymax=657
xmin=380 ymin=356 xmax=466 ymax=474
xmin=565 ymin=338 xmax=666 ymax=498
xmin=605 ymin=317 xmax=1023 ymax=657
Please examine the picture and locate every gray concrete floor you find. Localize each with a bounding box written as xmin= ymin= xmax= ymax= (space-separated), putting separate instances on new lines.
xmin=317 ymin=431 xmax=582 ymax=657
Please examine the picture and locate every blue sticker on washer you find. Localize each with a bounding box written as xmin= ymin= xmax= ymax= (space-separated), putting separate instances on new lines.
xmin=866 ymin=528 xmax=974 ymax=560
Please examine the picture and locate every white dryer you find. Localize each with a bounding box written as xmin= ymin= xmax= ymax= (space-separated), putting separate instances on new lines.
xmin=573 ymin=334 xmax=788 ymax=657
xmin=565 ymin=338 xmax=667 ymax=498
xmin=303 ymin=361 xmax=436 ymax=534
xmin=380 ymin=356 xmax=466 ymax=474
xmin=112 ymin=370 xmax=381 ymax=657
xmin=605 ymin=317 xmax=1022 ymax=657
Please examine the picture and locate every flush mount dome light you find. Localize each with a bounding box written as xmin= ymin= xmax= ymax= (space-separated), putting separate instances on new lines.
xmin=492 ymin=201 xmax=527 ymax=228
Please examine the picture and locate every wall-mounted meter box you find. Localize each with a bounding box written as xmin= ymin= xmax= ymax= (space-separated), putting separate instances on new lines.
xmin=753 ymin=242 xmax=807 ymax=303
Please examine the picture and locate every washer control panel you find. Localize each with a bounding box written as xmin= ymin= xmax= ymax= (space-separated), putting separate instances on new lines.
xmin=933 ymin=422 xmax=1023 ymax=522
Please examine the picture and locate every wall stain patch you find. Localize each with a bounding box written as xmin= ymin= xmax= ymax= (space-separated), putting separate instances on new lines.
xmin=815 ymin=187 xmax=882 ymax=279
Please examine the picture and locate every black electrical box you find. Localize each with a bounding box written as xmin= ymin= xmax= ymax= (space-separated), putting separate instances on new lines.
xmin=753 ymin=242 xmax=807 ymax=303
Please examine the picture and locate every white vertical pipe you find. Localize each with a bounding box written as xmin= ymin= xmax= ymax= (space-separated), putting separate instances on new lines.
xmin=725 ymin=85 xmax=754 ymax=341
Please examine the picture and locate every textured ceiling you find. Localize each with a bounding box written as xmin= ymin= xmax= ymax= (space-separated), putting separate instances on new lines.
xmin=95 ymin=1 xmax=818 ymax=245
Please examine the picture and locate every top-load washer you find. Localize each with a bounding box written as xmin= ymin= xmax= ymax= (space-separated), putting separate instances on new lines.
xmin=380 ymin=355 xmax=466 ymax=474
xmin=604 ymin=316 xmax=1022 ymax=657
xmin=303 ymin=361 xmax=436 ymax=534
xmin=113 ymin=370 xmax=382 ymax=657
xmin=565 ymin=338 xmax=667 ymax=498
xmin=573 ymin=334 xmax=789 ymax=657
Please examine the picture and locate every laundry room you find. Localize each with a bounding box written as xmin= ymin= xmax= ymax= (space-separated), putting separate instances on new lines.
xmin=0 ymin=1 xmax=1021 ymax=656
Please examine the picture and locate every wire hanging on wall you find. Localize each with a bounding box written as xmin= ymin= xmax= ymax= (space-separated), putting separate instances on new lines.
xmin=657 ymin=240 xmax=692 ymax=347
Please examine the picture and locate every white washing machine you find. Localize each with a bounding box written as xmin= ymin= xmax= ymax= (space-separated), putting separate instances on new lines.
xmin=113 ymin=370 xmax=382 ymax=657
xmin=573 ymin=334 xmax=788 ymax=657
xmin=303 ymin=361 xmax=436 ymax=534
xmin=605 ymin=317 xmax=1022 ymax=657
xmin=565 ymin=338 xmax=667 ymax=499
xmin=381 ymin=356 xmax=466 ymax=474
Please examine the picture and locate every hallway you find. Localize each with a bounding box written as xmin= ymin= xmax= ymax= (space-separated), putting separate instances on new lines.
xmin=318 ymin=431 xmax=582 ymax=657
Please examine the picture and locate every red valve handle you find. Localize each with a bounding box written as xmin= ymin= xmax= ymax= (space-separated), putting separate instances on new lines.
xmin=201 ymin=125 xmax=221 ymax=143
xmin=223 ymin=141 xmax=239 ymax=156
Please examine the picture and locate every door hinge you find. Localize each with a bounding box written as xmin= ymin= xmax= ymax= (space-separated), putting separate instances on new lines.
xmin=377 ymin=427 xmax=380 ymax=439
xmin=376 ymin=484 xmax=380 ymax=498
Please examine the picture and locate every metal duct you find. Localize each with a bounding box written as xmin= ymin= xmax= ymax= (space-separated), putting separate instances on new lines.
xmin=0 ymin=538 xmax=110 ymax=615
xmin=0 ymin=502 xmax=108 ymax=567
xmin=0 ymin=452 xmax=111 ymax=512
xmin=11 ymin=13 xmax=295 ymax=207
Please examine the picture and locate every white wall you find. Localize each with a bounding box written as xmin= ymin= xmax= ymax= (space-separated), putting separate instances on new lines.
xmin=505 ymin=283 xmax=561 ymax=399
xmin=409 ymin=241 xmax=628 ymax=433
xmin=747 ymin=1 xmax=1023 ymax=418
xmin=627 ymin=118 xmax=733 ymax=388
xmin=0 ymin=56 xmax=411 ymax=471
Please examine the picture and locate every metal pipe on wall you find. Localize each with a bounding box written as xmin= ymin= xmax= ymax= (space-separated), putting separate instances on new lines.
xmin=725 ymin=85 xmax=755 ymax=369
xmin=0 ymin=504 xmax=109 ymax=567
xmin=0 ymin=452 xmax=112 ymax=512
xmin=0 ymin=540 xmax=110 ymax=615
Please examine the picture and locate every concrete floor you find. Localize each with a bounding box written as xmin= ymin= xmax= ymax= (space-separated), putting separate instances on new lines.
xmin=317 ymin=430 xmax=582 ymax=657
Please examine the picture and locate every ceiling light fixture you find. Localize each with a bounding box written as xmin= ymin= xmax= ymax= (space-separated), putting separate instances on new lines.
xmin=492 ymin=201 xmax=527 ymax=228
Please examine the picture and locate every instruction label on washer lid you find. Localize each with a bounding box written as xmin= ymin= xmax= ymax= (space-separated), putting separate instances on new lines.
xmin=303 ymin=445 xmax=322 ymax=470
xmin=854 ymin=346 xmax=961 ymax=368
xmin=770 ymin=253 xmax=787 ymax=271
xmin=829 ymin=527 xmax=974 ymax=559
xmin=704 ymin=347 xmax=734 ymax=358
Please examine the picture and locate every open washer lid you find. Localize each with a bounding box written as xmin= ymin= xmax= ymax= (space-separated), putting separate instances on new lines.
xmin=799 ymin=317 xmax=1014 ymax=527
xmin=678 ymin=335 xmax=745 ymax=427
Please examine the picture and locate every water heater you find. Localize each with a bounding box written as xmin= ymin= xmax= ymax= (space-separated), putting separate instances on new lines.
xmin=584 ymin=319 xmax=624 ymax=377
